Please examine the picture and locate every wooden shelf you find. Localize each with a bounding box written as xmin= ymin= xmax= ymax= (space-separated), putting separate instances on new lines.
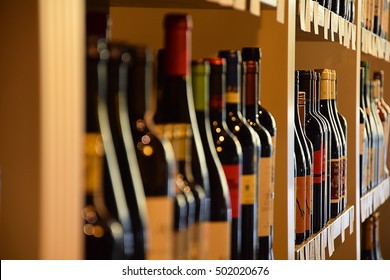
xmin=295 ymin=206 xmax=355 ymax=260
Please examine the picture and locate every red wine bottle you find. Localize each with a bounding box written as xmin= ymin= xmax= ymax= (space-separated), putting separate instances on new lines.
xmin=241 ymin=47 xmax=277 ymax=259
xmin=317 ymin=69 xmax=342 ymax=218
xmin=208 ymin=57 xmax=243 ymax=260
xmin=294 ymin=71 xmax=307 ymax=244
xmin=97 ymin=41 xmax=141 ymax=259
xmin=122 ymin=45 xmax=176 ymax=260
xmin=297 ymin=70 xmax=324 ymax=233
xmin=330 ymin=70 xmax=348 ymax=211
xmin=218 ymin=50 xmax=260 ymax=260
xmin=241 ymin=59 xmax=274 ymax=260
xmin=192 ymin=59 xmax=232 ymax=260
xmin=100 ymin=42 xmax=150 ymax=259
xmin=154 ymin=14 xmax=208 ymax=259
xmin=359 ymin=67 xmax=369 ymax=197
xmin=313 ymin=72 xmax=331 ymax=225
xmin=84 ymin=37 xmax=124 ymax=259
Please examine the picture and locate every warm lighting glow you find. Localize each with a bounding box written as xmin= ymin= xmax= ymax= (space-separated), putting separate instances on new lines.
xmin=93 ymin=225 xmax=105 ymax=238
xmin=83 ymin=224 xmax=94 ymax=236
xmin=217 ymin=147 xmax=223 ymax=152
xmin=143 ymin=146 xmax=153 ymax=156
xmin=141 ymin=135 xmax=151 ymax=145
xmin=234 ymin=125 xmax=240 ymax=132
xmin=136 ymin=119 xmax=146 ymax=131
xmin=216 ymin=127 xmax=221 ymax=133
xmin=219 ymin=136 xmax=225 ymax=142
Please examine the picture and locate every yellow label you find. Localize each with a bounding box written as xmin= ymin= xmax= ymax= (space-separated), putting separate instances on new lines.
xmin=208 ymin=221 xmax=231 ymax=260
xmin=225 ymin=91 xmax=240 ymax=104
xmin=146 ymin=197 xmax=174 ymax=260
xmin=85 ymin=133 xmax=104 ymax=194
xmin=241 ymin=174 xmax=256 ymax=205
xmin=258 ymin=157 xmax=272 ymax=237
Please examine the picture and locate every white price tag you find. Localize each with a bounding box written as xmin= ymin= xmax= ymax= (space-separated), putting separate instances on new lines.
xmin=276 ymin=0 xmax=285 ymax=24
xmin=249 ymin=0 xmax=260 ymax=16
xmin=386 ymin=41 xmax=390 ymax=62
xmin=333 ymin=218 xmax=341 ymax=239
xmin=324 ymin=9 xmax=330 ymax=40
xmin=305 ymin=0 xmax=311 ymax=32
xmin=362 ymin=29 xmax=367 ymax=53
xmin=313 ymin=1 xmax=319 ymax=34
xmin=309 ymin=240 xmax=315 ymax=260
xmin=321 ymin=228 xmax=327 ymax=260
xmin=344 ymin=22 xmax=350 ymax=48
xmin=304 ymin=243 xmax=310 ymax=260
xmin=233 ymin=0 xmax=246 ymax=10
xmin=219 ymin=0 xmax=234 ymax=6
xmin=327 ymin=226 xmax=335 ymax=257
xmin=299 ymin=248 xmax=305 ymax=260
xmin=352 ymin=24 xmax=356 ymax=50
xmin=300 ymin=0 xmax=306 ymax=31
xmin=318 ymin=5 xmax=325 ymax=27
xmin=350 ymin=207 xmax=354 ymax=235
xmin=315 ymin=235 xmax=321 ymax=260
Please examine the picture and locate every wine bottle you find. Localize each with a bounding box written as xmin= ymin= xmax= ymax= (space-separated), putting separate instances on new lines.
xmin=313 ymin=71 xmax=331 ymax=225
xmin=97 ymin=40 xmax=137 ymax=259
xmin=241 ymin=59 xmax=274 ymax=260
xmin=241 ymin=47 xmax=277 ymax=258
xmin=361 ymin=215 xmax=376 ymax=259
xmin=330 ymin=70 xmax=348 ymax=211
xmin=317 ymin=69 xmax=341 ymax=218
xmin=372 ymin=211 xmax=383 ymax=260
xmin=192 ymin=59 xmax=232 ymax=260
xmin=297 ymin=70 xmax=324 ymax=233
xmin=373 ymin=70 xmax=390 ymax=178
xmin=372 ymin=79 xmax=386 ymax=182
xmin=123 ymin=45 xmax=176 ymax=260
xmin=84 ymin=37 xmax=124 ymax=259
xmin=359 ymin=67 xmax=370 ymax=197
xmin=218 ymin=50 xmax=260 ymax=260
xmin=154 ymin=14 xmax=208 ymax=260
xmin=361 ymin=61 xmax=377 ymax=189
xmin=294 ymin=71 xmax=307 ymax=244
xmin=100 ymin=42 xmax=149 ymax=259
xmin=298 ymin=90 xmax=315 ymax=239
xmin=208 ymin=57 xmax=243 ymax=260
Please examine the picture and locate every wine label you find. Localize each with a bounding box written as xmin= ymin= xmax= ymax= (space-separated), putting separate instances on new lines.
xmin=360 ymin=124 xmax=365 ymax=155
xmin=146 ymin=197 xmax=174 ymax=260
xmin=225 ymin=91 xmax=240 ymax=104
xmin=270 ymin=136 xmax=276 ymax=228
xmin=370 ymin=146 xmax=375 ymax=186
xmin=186 ymin=223 xmax=195 ymax=260
xmin=341 ymin=156 xmax=347 ymax=199
xmin=85 ymin=133 xmax=104 ymax=194
xmin=222 ymin=164 xmax=241 ymax=219
xmin=208 ymin=221 xmax=231 ymax=260
xmin=258 ymin=157 xmax=272 ymax=237
xmin=189 ymin=222 xmax=201 ymax=260
xmin=295 ymin=176 xmax=306 ymax=235
xmin=379 ymin=146 xmax=385 ymax=179
xmin=241 ymin=174 xmax=256 ymax=205
xmin=172 ymin=123 xmax=191 ymax=162
xmin=313 ymin=148 xmax=323 ymax=184
xmin=330 ymin=159 xmax=340 ymax=202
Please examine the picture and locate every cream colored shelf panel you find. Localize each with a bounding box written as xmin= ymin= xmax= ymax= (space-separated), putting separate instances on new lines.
xmin=360 ymin=177 xmax=390 ymax=223
xmin=295 ymin=206 xmax=355 ymax=260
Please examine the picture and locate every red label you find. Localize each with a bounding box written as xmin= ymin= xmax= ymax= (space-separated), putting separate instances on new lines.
xmin=313 ymin=148 xmax=323 ymax=184
xmin=222 ymin=164 xmax=241 ymax=219
xmin=210 ymin=95 xmax=223 ymax=109
xmin=305 ymin=173 xmax=313 ymax=232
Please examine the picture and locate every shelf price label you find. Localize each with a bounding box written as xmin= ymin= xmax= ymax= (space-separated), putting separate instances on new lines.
xmin=276 ymin=0 xmax=285 ymax=24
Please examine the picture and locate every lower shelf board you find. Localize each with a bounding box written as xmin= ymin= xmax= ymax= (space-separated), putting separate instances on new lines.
xmin=294 ymin=206 xmax=355 ymax=260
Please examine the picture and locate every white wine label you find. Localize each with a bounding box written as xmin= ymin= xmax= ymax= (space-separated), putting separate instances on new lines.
xmin=225 ymin=91 xmax=240 ymax=104
xmin=241 ymin=174 xmax=256 ymax=205
xmin=208 ymin=221 xmax=231 ymax=260
xmin=258 ymin=157 xmax=272 ymax=237
xmin=146 ymin=197 xmax=174 ymax=260
xmin=85 ymin=133 xmax=104 ymax=194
